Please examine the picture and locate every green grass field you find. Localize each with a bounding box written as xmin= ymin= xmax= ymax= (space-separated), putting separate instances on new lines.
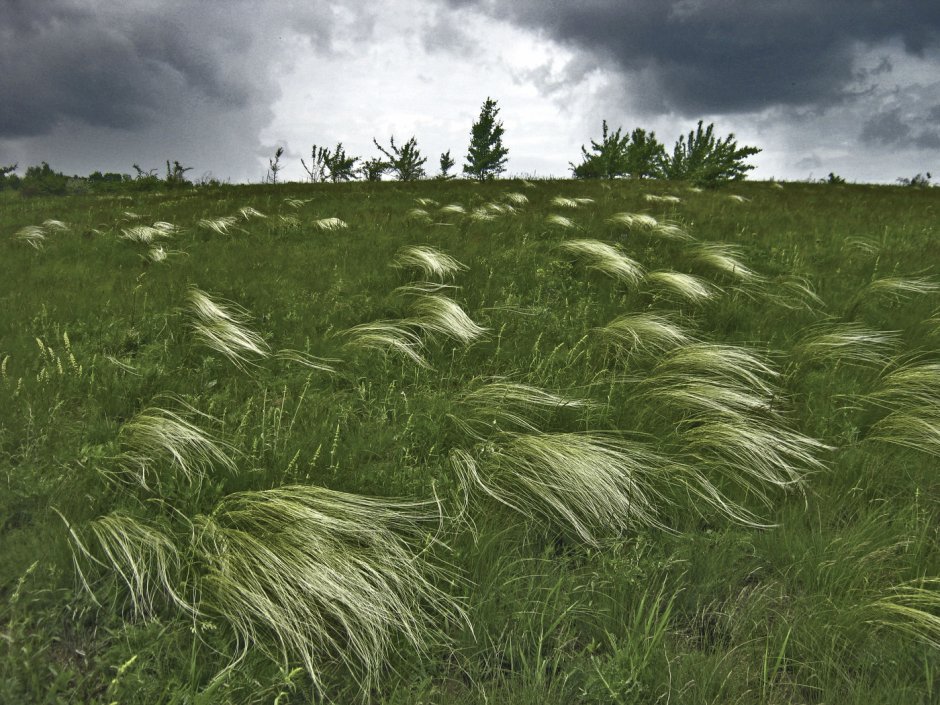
xmin=1 ymin=179 xmax=938 ymax=703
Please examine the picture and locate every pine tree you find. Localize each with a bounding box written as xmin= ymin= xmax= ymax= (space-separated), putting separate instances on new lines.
xmin=463 ymin=97 xmax=509 ymax=181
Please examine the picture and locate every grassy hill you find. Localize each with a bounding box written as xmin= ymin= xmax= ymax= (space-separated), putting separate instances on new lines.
xmin=1 ymin=179 xmax=938 ymax=703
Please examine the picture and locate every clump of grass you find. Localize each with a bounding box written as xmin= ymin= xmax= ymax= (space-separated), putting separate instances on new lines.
xmin=195 ymin=485 xmax=458 ymax=693
xmin=727 ymin=194 xmax=749 ymax=203
xmin=469 ymin=207 xmax=497 ymax=222
xmin=644 ymin=194 xmax=681 ymax=204
xmin=15 ymin=225 xmax=47 ymax=249
xmin=118 ymin=400 xmax=237 ymax=486
xmin=689 ymin=242 xmax=762 ymax=282
xmin=439 ymin=203 xmax=466 ymax=215
xmin=311 ymin=217 xmax=348 ymax=231
xmin=793 ymin=323 xmax=900 ymax=368
xmin=503 ymin=192 xmax=529 ymax=205
xmin=121 ymin=225 xmax=171 ymax=243
xmin=546 ymin=214 xmax=577 ymax=229
xmin=238 ymin=206 xmax=267 ymax=220
xmin=414 ymin=197 xmax=438 ymax=207
xmin=607 ymin=212 xmax=659 ymax=230
xmin=650 ymin=343 xmax=780 ymax=396
xmin=450 ymin=380 xmax=590 ymax=437
xmin=198 ymin=216 xmax=241 ymax=235
xmin=407 ymin=208 xmax=433 ymax=223
xmin=187 ymin=288 xmax=270 ymax=369
xmin=864 ymin=276 xmax=939 ymax=301
xmin=392 ymin=245 xmax=467 ymax=281
xmin=558 ymin=239 xmax=645 ymax=287
xmin=551 ymin=196 xmax=580 ymax=209
xmin=284 ymin=197 xmax=312 ymax=209
xmin=342 ymin=321 xmax=429 ymax=368
xmin=868 ymin=580 xmax=940 ymax=649
xmin=646 ymin=270 xmax=717 ymax=304
xmin=597 ymin=312 xmax=695 ymax=358
xmin=451 ymin=434 xmax=666 ymax=544
xmin=407 ymin=293 xmax=488 ymax=345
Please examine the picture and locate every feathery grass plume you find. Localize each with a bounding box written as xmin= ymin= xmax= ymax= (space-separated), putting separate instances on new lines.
xmin=864 ymin=276 xmax=940 ymax=300
xmin=607 ymin=212 xmax=659 ymax=230
xmin=650 ymin=379 xmax=778 ymax=418
xmin=652 ymin=221 xmax=694 ymax=240
xmin=644 ymin=194 xmax=681 ymax=204
xmin=558 ymin=239 xmax=645 ymax=287
xmin=686 ymin=186 xmax=704 ymax=193
xmin=689 ymin=242 xmax=761 ymax=282
xmin=450 ymin=433 xmax=667 ymax=544
xmin=868 ymin=362 xmax=940 ymax=409
xmin=15 ymin=225 xmax=46 ymax=249
xmin=278 ymin=214 xmax=301 ymax=229
xmin=394 ymin=281 xmax=460 ymax=295
xmin=793 ymin=323 xmax=900 ymax=367
xmin=439 ymin=203 xmax=466 ymax=215
xmin=151 ymin=221 xmax=180 ymax=234
xmin=679 ymin=417 xmax=827 ymax=500
xmin=119 ymin=401 xmax=237 ymax=486
xmin=238 ymin=206 xmax=267 ymax=220
xmin=195 ymin=485 xmax=457 ymax=693
xmin=646 ymin=270 xmax=718 ymax=304
xmin=650 ymin=343 xmax=781 ymax=397
xmin=450 ymin=380 xmax=590 ymax=437
xmin=41 ymin=219 xmax=70 ymax=231
xmin=551 ymin=196 xmax=580 ymax=208
xmin=845 ymin=236 xmax=881 ymax=255
xmin=79 ymin=512 xmax=193 ymax=618
xmin=414 ymin=197 xmax=438 ymax=206
xmin=284 ymin=197 xmax=312 ymax=209
xmin=868 ymin=580 xmax=940 ymax=649
xmin=574 ymin=197 xmax=595 ymax=205
xmin=866 ymin=407 xmax=940 ymax=457
xmin=121 ymin=225 xmax=170 ymax=243
xmin=147 ymin=246 xmax=169 ymax=263
xmin=198 ymin=216 xmax=241 ymax=235
xmin=407 ymin=208 xmax=433 ymax=223
xmin=392 ymin=245 xmax=467 ymax=281
xmin=484 ymin=202 xmax=517 ymax=216
xmin=342 ymin=321 xmax=429 ymax=368
xmin=596 ymin=312 xmax=695 ymax=359
xmin=765 ymin=276 xmax=825 ymax=311
xmin=727 ymin=194 xmax=749 ymax=203
xmin=545 ymin=214 xmax=577 ymax=229
xmin=770 ymin=182 xmax=784 ymax=190
xmin=122 ymin=211 xmax=144 ymax=220
xmin=469 ymin=207 xmax=497 ymax=222
xmin=187 ymin=288 xmax=270 ymax=369
xmin=503 ymin=192 xmax=529 ymax=205
xmin=407 ymin=293 xmax=488 ymax=344
xmin=311 ymin=217 xmax=348 ymax=231
xmin=274 ymin=349 xmax=338 ymax=373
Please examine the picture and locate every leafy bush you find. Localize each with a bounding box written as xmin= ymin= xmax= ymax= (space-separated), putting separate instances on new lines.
xmin=661 ymin=121 xmax=760 ymax=186
xmin=373 ymin=136 xmax=427 ymax=181
xmin=302 ymin=143 xmax=359 ymax=183
xmin=0 ymin=163 xmax=19 ymax=191
xmin=571 ymin=121 xmax=666 ymax=179
xmin=19 ymin=162 xmax=69 ymax=197
xmin=897 ymin=172 xmax=932 ymax=187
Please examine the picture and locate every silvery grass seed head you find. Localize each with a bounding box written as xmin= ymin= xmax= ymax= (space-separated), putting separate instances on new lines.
xmin=311 ymin=217 xmax=348 ymax=231
xmin=15 ymin=225 xmax=46 ymax=249
xmin=342 ymin=321 xmax=430 ymax=368
xmin=187 ymin=288 xmax=270 ymax=370
xmin=194 ymin=485 xmax=461 ymax=694
xmin=406 ymin=294 xmax=487 ymax=345
xmin=794 ymin=322 xmax=900 ymax=367
xmin=392 ymin=245 xmax=467 ymax=281
xmin=596 ymin=312 xmax=695 ymax=358
xmin=545 ymin=214 xmax=577 ymax=229
xmin=559 ymin=239 xmax=645 ymax=287
xmin=646 ymin=270 xmax=718 ymax=304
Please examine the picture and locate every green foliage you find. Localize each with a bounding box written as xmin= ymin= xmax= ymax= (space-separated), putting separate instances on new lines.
xmin=463 ymin=97 xmax=509 ymax=181
xmin=438 ymin=150 xmax=456 ymax=180
xmin=897 ymin=172 xmax=932 ymax=187
xmin=267 ymin=146 xmax=285 ymax=185
xmin=373 ymin=135 xmax=427 ymax=181
xmin=662 ymin=121 xmax=761 ymax=185
xmin=165 ymin=160 xmax=193 ymax=187
xmin=571 ymin=121 xmax=666 ymax=180
xmin=0 ymin=163 xmax=19 ymax=191
xmin=359 ymin=157 xmax=388 ymax=182
xmin=302 ymin=143 xmax=359 ymax=183
xmin=826 ymin=172 xmax=847 ymax=185
xmin=19 ymin=162 xmax=70 ymax=197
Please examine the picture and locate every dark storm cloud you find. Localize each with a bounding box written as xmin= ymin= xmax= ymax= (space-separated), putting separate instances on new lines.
xmin=442 ymin=0 xmax=940 ymax=115
xmin=0 ymin=1 xmax=257 ymax=138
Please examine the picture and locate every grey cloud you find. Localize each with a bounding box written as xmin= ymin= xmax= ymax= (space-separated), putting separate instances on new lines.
xmin=860 ymin=108 xmax=940 ymax=150
xmin=441 ymin=1 xmax=940 ymax=115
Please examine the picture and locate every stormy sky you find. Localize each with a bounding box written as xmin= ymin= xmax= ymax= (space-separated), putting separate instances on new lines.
xmin=2 ymin=0 xmax=939 ymax=183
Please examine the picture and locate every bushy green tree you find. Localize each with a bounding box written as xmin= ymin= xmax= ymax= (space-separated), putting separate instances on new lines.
xmin=464 ymin=97 xmax=509 ymax=181
xmin=373 ymin=136 xmax=427 ymax=181
xmin=662 ymin=121 xmax=760 ymax=185
xmin=0 ymin=163 xmax=19 ymax=191
xmin=571 ymin=121 xmax=666 ymax=179
xmin=19 ymin=162 xmax=69 ymax=197
xmin=359 ymin=157 xmax=388 ymax=182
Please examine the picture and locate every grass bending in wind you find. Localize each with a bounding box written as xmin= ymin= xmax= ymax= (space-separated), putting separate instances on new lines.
xmin=645 ymin=271 xmax=718 ymax=304
xmin=863 ymin=361 xmax=940 ymax=456
xmin=187 ymin=288 xmax=270 ymax=369
xmin=405 ymin=293 xmax=488 ymax=345
xmin=392 ymin=245 xmax=467 ymax=281
xmin=194 ymin=485 xmax=459 ymax=693
xmin=793 ymin=322 xmax=900 ymax=368
xmin=559 ymin=239 xmax=645 ymax=287
xmin=596 ymin=312 xmax=695 ymax=359
xmin=117 ymin=400 xmax=238 ymax=487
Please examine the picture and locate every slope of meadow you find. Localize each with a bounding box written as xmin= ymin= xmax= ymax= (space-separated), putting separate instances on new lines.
xmin=1 ymin=179 xmax=938 ymax=703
